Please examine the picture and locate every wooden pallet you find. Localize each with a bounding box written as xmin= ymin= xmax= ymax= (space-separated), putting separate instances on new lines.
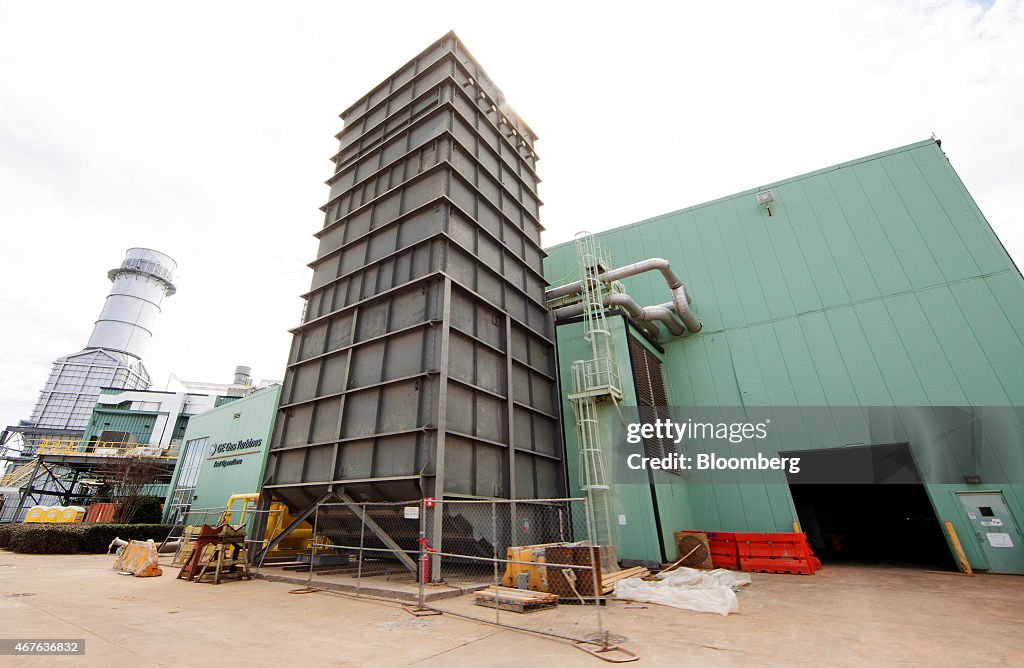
xmin=475 ymin=586 xmax=559 ymax=613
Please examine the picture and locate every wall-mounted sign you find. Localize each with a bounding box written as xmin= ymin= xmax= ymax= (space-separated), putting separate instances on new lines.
xmin=986 ymin=533 xmax=1014 ymax=548
xmin=207 ymin=438 xmax=263 ymax=460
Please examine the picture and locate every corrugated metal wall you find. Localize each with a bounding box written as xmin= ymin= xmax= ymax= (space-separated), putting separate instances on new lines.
xmin=82 ymin=409 xmax=158 ymax=444
xmin=547 ymin=139 xmax=1024 ymax=568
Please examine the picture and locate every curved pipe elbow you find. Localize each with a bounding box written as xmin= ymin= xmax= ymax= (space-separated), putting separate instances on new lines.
xmin=546 ymin=256 xmax=700 ymax=334
xmin=640 ymin=305 xmax=686 ymax=336
xmin=552 ymin=294 xmax=662 ymax=340
xmin=601 ymin=258 xmax=684 ymax=293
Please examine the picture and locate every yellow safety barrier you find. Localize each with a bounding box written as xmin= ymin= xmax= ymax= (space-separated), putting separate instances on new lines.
xmin=113 ymin=540 xmax=162 ymax=577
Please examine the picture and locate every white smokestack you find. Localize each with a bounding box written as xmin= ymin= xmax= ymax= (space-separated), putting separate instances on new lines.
xmin=86 ymin=248 xmax=177 ymax=360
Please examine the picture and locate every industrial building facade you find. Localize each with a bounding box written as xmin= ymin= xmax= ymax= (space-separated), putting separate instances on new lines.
xmin=131 ymin=35 xmax=1022 ymax=577
xmin=8 ymin=248 xmax=177 ymax=455
xmin=546 ymin=139 xmax=1024 ymax=574
xmin=163 ymin=385 xmax=281 ymax=523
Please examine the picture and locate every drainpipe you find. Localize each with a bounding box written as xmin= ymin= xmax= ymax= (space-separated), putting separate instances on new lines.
xmin=546 ymin=258 xmax=702 ymax=334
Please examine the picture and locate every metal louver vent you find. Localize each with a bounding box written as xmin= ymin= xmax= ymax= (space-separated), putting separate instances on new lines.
xmin=630 ymin=337 xmax=678 ymax=472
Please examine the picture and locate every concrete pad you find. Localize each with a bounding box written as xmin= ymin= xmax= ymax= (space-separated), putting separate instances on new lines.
xmin=0 ymin=553 xmax=1022 ymax=666
xmin=256 ymin=564 xmax=483 ymax=602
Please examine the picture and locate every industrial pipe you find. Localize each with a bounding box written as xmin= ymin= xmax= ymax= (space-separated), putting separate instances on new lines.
xmin=553 ymin=292 xmax=684 ymax=338
xmin=546 ymin=258 xmax=702 ymax=334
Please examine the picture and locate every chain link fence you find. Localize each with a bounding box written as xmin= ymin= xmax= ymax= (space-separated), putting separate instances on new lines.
xmin=291 ymin=497 xmax=609 ymax=643
xmin=420 ymin=498 xmax=606 ymax=642
xmin=306 ymin=501 xmax=423 ymax=602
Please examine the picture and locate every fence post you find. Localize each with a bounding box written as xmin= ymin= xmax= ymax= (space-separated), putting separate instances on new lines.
xmin=431 ymin=499 xmax=442 ymax=583
xmin=582 ymin=496 xmax=605 ymax=637
xmin=418 ymin=497 xmax=426 ymax=608
xmin=306 ymin=504 xmax=319 ymax=591
xmin=492 ymin=500 xmax=499 ymax=627
xmin=255 ymin=508 xmax=278 ymax=574
xmin=356 ymin=502 xmax=366 ymax=597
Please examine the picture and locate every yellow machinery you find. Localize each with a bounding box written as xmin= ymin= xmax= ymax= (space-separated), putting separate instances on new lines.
xmin=173 ymin=493 xmax=317 ymax=568
xmin=501 ymin=543 xmax=559 ymax=591
xmin=222 ymin=493 xmax=315 ymax=559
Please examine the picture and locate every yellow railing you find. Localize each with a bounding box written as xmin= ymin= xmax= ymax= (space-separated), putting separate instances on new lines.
xmin=0 ymin=459 xmax=39 ymax=487
xmin=35 ymin=439 xmax=180 ymax=460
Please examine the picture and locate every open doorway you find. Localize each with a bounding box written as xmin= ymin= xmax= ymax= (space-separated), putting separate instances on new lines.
xmin=784 ymin=443 xmax=955 ymax=569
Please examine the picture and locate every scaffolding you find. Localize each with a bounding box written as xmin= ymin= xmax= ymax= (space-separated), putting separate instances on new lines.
xmin=0 ymin=438 xmax=178 ymax=522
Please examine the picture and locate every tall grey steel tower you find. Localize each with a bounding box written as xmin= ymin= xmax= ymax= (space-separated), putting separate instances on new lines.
xmin=10 ymin=248 xmax=176 ymax=454
xmin=265 ymin=32 xmax=562 ymax=517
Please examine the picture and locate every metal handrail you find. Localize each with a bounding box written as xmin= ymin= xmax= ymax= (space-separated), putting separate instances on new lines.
xmin=0 ymin=459 xmax=39 ymax=487
xmin=34 ymin=438 xmax=180 ymax=460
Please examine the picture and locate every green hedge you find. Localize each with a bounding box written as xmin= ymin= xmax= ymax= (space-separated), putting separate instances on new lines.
xmin=0 ymin=524 xmax=22 ymax=549
xmin=80 ymin=524 xmax=175 ymax=553
xmin=130 ymin=497 xmax=164 ymax=524
xmin=10 ymin=525 xmax=86 ymax=554
xmin=0 ymin=523 xmax=175 ymax=554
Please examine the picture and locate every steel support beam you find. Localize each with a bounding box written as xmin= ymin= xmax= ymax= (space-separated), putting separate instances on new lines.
xmin=11 ymin=457 xmax=42 ymax=521
xmin=338 ymin=491 xmax=418 ymax=575
xmin=429 ymin=277 xmax=453 ymax=581
xmin=254 ymin=491 xmax=334 ymax=563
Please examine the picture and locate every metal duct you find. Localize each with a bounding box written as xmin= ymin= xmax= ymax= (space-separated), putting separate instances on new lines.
xmin=547 ymin=257 xmax=701 ymax=334
xmin=553 ymin=292 xmax=684 ymax=338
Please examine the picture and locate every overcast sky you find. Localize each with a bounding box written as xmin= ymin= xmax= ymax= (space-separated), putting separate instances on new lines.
xmin=1 ymin=0 xmax=1021 ymax=437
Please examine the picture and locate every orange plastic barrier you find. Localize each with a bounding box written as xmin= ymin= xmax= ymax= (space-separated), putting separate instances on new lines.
xmin=112 ymin=540 xmax=163 ymax=577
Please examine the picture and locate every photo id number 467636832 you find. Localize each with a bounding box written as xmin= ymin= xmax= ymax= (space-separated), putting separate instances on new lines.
xmin=0 ymin=640 xmax=85 ymax=655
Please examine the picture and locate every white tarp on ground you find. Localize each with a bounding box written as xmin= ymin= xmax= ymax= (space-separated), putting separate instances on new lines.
xmin=613 ymin=567 xmax=752 ymax=616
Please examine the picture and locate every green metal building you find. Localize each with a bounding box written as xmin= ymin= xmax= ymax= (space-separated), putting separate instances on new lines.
xmin=82 ymin=388 xmax=215 ymax=448
xmin=545 ymin=139 xmax=1024 ymax=574
xmin=163 ymin=385 xmax=281 ymax=523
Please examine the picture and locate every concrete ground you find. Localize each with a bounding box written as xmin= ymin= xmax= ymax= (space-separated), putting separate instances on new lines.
xmin=1 ymin=553 xmax=1022 ymax=666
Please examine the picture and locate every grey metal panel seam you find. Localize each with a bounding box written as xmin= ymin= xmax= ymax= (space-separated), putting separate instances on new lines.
xmin=341 ymin=31 xmax=538 ymax=146
xmin=322 ymin=112 xmax=546 ymax=246
xmin=312 ymin=175 xmax=548 ymax=288
xmin=333 ymin=59 xmax=541 ymax=183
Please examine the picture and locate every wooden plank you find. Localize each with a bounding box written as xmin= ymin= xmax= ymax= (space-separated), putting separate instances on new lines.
xmin=600 ymin=567 xmax=649 ymax=593
xmin=600 ymin=566 xmax=648 ymax=583
xmin=479 ymin=586 xmax=558 ymax=602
